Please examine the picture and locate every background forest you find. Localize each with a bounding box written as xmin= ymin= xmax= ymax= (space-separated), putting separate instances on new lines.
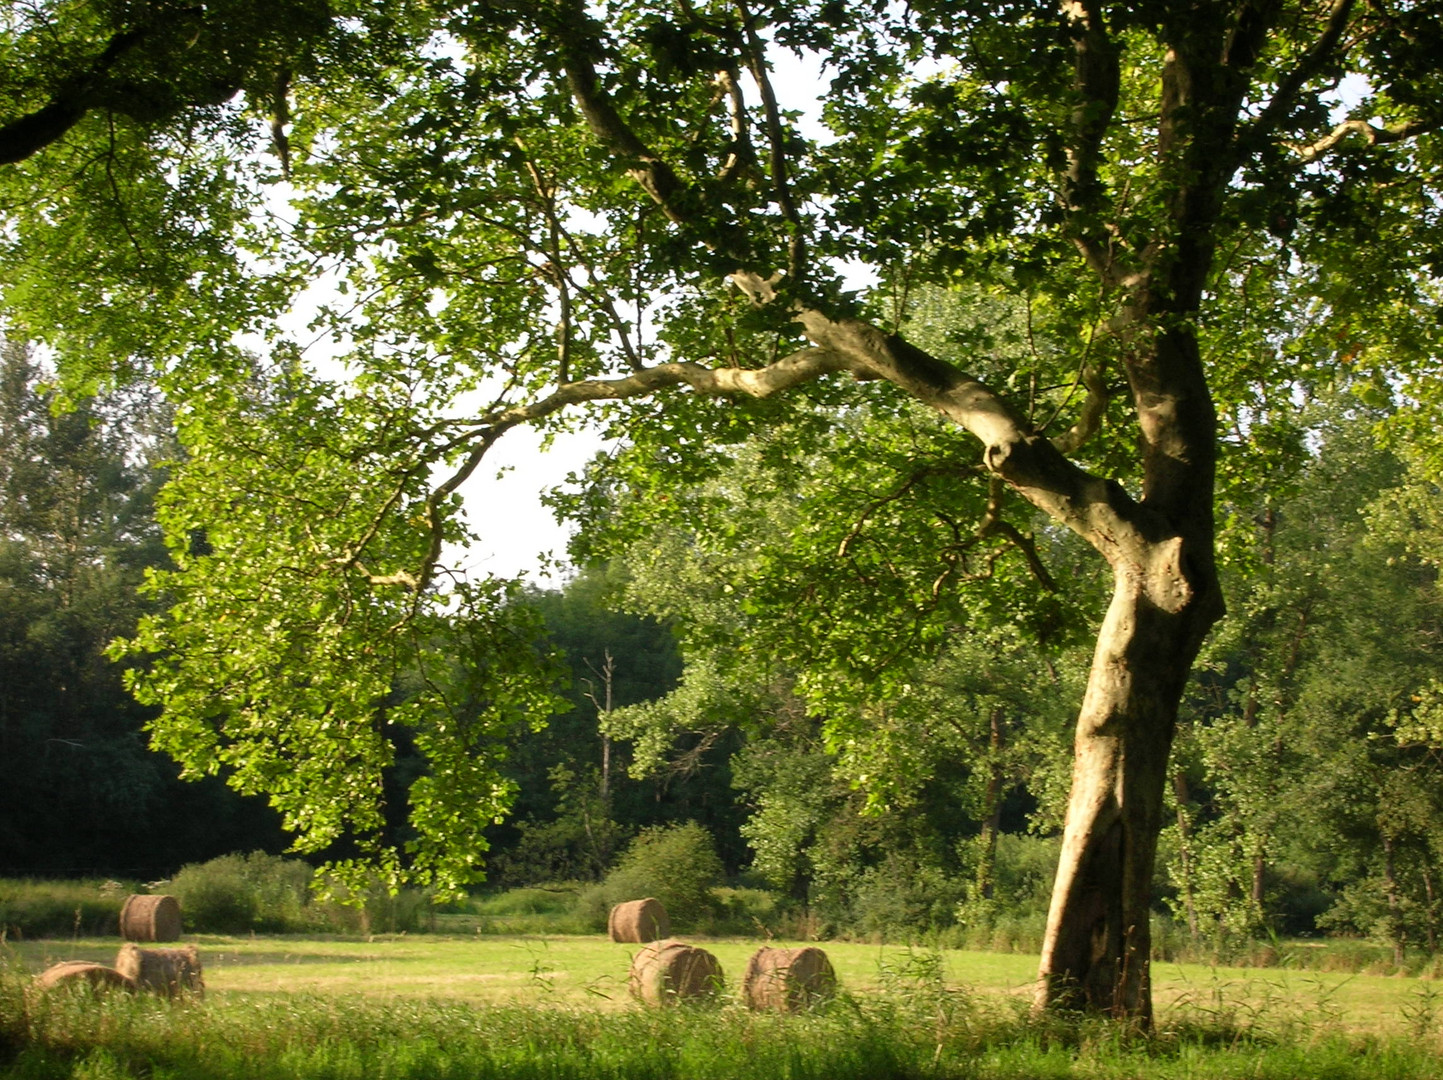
xmin=5 ymin=327 xmax=1440 ymax=963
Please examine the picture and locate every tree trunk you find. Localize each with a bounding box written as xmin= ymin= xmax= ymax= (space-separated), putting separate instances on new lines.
xmin=1171 ymin=771 xmax=1199 ymax=941
xmin=1250 ymin=851 xmax=1267 ymax=918
xmin=1384 ymin=834 xmax=1406 ymax=968
xmin=976 ymin=708 xmax=1006 ymax=902
xmin=1423 ymin=861 xmax=1437 ymax=955
xmin=1035 ymin=552 xmax=1218 ymax=1021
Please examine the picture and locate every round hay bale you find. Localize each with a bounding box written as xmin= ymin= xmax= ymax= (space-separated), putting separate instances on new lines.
xmin=119 ymin=894 xmax=182 ymax=942
xmin=33 ymin=961 xmax=137 ymax=995
xmin=628 ymin=939 xmax=723 ymax=1006
xmin=608 ymin=897 xmax=670 ymax=943
xmin=114 ymin=943 xmax=204 ymax=998
xmin=742 ymin=946 xmax=837 ymax=1012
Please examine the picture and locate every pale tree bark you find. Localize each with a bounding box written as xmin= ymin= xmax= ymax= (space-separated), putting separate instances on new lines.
xmin=1037 ymin=558 xmax=1220 ymax=1018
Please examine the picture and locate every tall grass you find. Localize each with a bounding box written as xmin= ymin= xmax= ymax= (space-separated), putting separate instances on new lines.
xmin=4 ymin=961 xmax=1441 ymax=1080
xmin=0 ymin=879 xmax=131 ymax=939
xmin=0 ymin=860 xmax=448 ymax=940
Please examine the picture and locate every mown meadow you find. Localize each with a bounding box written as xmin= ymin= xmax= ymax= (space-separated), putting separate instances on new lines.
xmin=6 ymin=930 xmax=1443 ymax=1080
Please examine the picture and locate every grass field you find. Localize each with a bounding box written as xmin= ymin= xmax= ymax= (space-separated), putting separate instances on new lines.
xmin=5 ymin=931 xmax=1439 ymax=1036
xmin=7 ymin=933 xmax=1443 ymax=1078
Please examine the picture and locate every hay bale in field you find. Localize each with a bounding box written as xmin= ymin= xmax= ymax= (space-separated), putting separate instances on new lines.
xmin=114 ymin=943 xmax=204 ymax=998
xmin=119 ymin=894 xmax=182 ymax=942
xmin=608 ymin=897 xmax=670 ymax=943
xmin=742 ymin=946 xmax=837 ymax=1012
xmin=628 ymin=939 xmax=722 ymax=1006
xmin=33 ymin=961 xmax=137 ymax=995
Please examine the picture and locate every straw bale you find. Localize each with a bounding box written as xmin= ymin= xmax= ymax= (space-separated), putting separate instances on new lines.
xmin=628 ymin=939 xmax=723 ymax=1006
xmin=114 ymin=943 xmax=205 ymax=998
xmin=33 ymin=961 xmax=137 ymax=995
xmin=742 ymin=946 xmax=837 ymax=1011
xmin=608 ymin=897 xmax=670 ymax=943
xmin=119 ymin=894 xmax=182 ymax=942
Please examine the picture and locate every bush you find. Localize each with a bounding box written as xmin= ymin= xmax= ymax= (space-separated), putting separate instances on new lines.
xmin=464 ymin=885 xmax=597 ymax=935
xmin=587 ymin=822 xmax=724 ymax=932
xmin=315 ymin=875 xmax=435 ymax=936
xmin=953 ymin=834 xmax=1060 ymax=951
xmin=851 ymin=856 xmax=967 ymax=940
xmin=710 ymin=886 xmax=792 ymax=936
xmin=169 ymin=852 xmax=315 ymax=933
xmin=169 ymin=853 xmax=441 ymax=935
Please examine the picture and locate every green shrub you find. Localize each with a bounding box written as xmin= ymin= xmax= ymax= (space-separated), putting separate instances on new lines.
xmin=710 ymin=886 xmax=790 ymax=935
xmin=169 ymin=852 xmax=315 ymax=933
xmin=589 ymin=822 xmax=724 ymax=932
xmin=168 ymin=853 xmax=450 ymax=935
xmin=464 ymin=884 xmax=597 ymax=934
xmin=473 ymin=886 xmax=583 ymax=918
xmin=310 ymin=871 xmax=438 ymax=935
xmin=851 ymin=856 xmax=967 ymax=940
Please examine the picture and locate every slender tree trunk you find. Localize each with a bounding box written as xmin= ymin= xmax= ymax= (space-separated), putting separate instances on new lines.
xmin=1251 ymin=851 xmax=1267 ymax=917
xmin=1384 ymin=834 xmax=1406 ymax=968
xmin=1423 ymin=861 xmax=1437 ymax=955
xmin=601 ymin=732 xmax=611 ymax=805
xmin=1172 ymin=771 xmax=1199 ymax=940
xmin=976 ymin=708 xmax=1006 ymax=902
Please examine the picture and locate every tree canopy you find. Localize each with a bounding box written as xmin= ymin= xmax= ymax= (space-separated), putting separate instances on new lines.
xmin=2 ymin=0 xmax=1442 ymax=1019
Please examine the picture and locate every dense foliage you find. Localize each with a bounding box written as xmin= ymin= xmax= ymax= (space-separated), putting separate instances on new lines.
xmin=0 ymin=342 xmax=289 ymax=877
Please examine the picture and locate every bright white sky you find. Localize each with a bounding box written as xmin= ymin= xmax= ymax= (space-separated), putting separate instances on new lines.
xmin=458 ymin=421 xmax=611 ymax=581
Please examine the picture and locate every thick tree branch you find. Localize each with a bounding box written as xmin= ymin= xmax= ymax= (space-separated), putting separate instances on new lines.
xmin=714 ymin=67 xmax=755 ymax=184
xmin=556 ymin=31 xmax=691 ymax=225
xmin=0 ymin=18 xmax=157 ymax=163
xmin=785 ymin=304 xmax=1188 ymax=595
xmin=731 ymin=269 xmax=1178 ymax=588
xmin=1284 ymin=114 xmax=1443 ymax=163
xmin=1240 ymin=0 xmax=1357 ymax=154
xmin=1059 ymin=0 xmax=1123 ymax=286
xmin=0 ymin=7 xmax=239 ymax=165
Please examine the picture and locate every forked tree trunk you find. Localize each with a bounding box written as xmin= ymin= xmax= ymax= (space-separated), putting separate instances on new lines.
xmin=1035 ymin=547 xmax=1219 ymax=1021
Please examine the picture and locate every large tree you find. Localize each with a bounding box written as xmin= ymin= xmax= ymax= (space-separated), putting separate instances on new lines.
xmin=3 ymin=0 xmax=1441 ymax=1018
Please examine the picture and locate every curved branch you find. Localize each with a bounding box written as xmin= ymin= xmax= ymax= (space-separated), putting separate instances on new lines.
xmin=1284 ymin=114 xmax=1443 ymax=163
xmin=737 ymin=0 xmax=807 ymax=281
xmin=977 ymin=478 xmax=1059 ymax=593
xmin=714 ymin=67 xmax=755 ymax=184
xmin=777 ymin=304 xmax=1152 ymax=561
xmin=386 ymin=346 xmax=858 ymax=593
xmin=1239 ymin=0 xmax=1357 ymax=154
xmin=555 ymin=27 xmax=691 ymax=224
xmin=0 ymin=7 xmax=234 ymax=165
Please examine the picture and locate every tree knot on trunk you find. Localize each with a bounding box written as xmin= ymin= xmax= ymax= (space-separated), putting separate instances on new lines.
xmin=1138 ymin=535 xmax=1192 ymax=615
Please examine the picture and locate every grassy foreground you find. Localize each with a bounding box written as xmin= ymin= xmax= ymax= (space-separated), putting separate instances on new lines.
xmin=4 ymin=935 xmax=1443 ymax=1078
